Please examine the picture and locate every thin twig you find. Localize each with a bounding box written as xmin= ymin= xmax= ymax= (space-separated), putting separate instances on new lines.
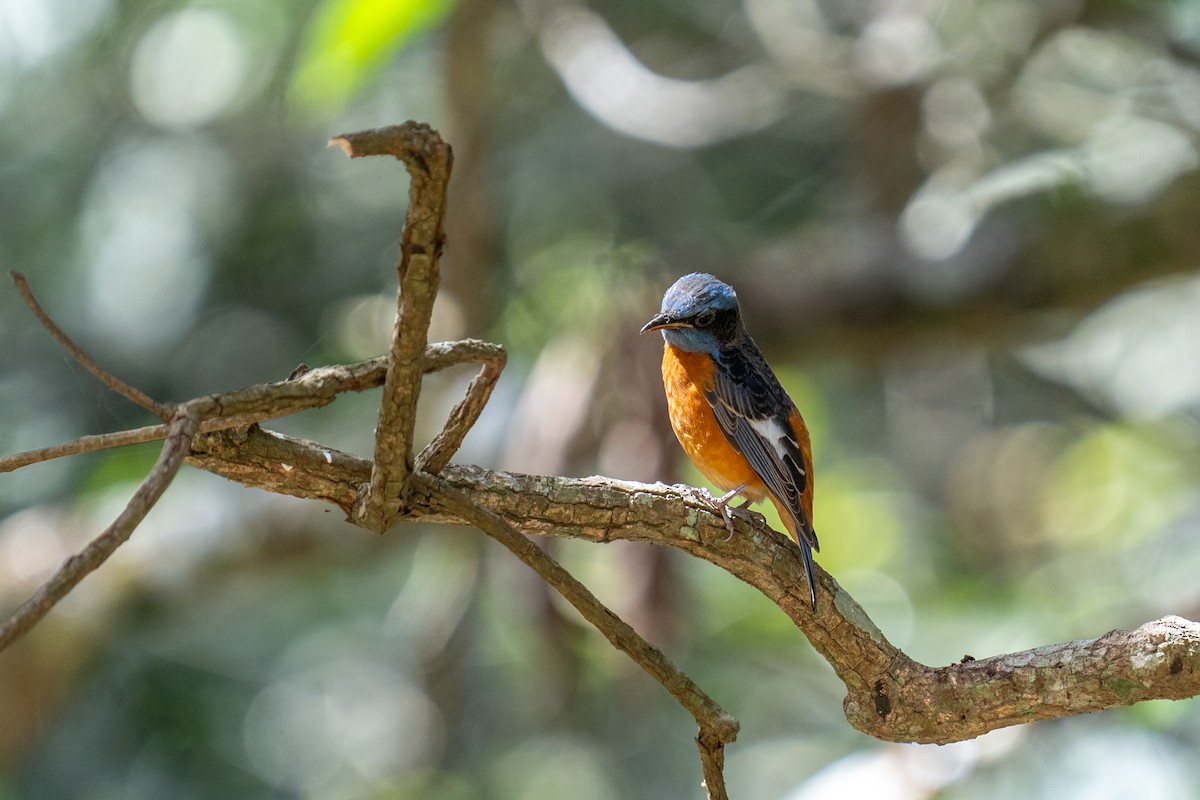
xmin=1 ymin=343 xmax=499 ymax=475
xmin=0 ymin=426 xmax=168 ymax=473
xmin=421 ymin=475 xmax=738 ymax=799
xmin=0 ymin=405 xmax=199 ymax=653
xmin=10 ymin=271 xmax=171 ymax=420
xmin=333 ymin=122 xmax=454 ymax=533
xmin=416 ymin=340 xmax=506 ymax=474
xmin=0 ymin=356 xmax=388 ymax=474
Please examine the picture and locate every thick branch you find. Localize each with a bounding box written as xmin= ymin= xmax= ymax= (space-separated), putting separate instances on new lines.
xmin=855 ymin=615 xmax=1200 ymax=742
xmin=414 ymin=468 xmax=1200 ymax=743
xmin=11 ymin=295 xmax=1198 ymax=750
xmin=176 ymin=432 xmax=1200 ymax=744
xmin=333 ymin=123 xmax=453 ymax=532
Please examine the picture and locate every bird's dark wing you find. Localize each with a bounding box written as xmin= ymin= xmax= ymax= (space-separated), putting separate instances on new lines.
xmin=705 ymin=344 xmax=818 ymax=552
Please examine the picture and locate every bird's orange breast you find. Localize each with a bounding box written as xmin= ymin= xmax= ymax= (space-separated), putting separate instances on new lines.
xmin=661 ymin=344 xmax=767 ymax=500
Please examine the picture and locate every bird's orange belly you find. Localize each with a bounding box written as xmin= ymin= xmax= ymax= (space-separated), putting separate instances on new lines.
xmin=661 ymin=345 xmax=766 ymax=500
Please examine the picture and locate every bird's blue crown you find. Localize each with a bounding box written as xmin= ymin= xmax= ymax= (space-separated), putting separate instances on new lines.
xmin=660 ymin=273 xmax=738 ymax=319
xmin=656 ymin=273 xmax=741 ymax=354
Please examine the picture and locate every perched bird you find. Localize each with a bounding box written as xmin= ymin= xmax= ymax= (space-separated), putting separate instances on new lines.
xmin=641 ymin=273 xmax=820 ymax=609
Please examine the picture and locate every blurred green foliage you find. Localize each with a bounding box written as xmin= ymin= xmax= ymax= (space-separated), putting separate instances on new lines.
xmin=291 ymin=0 xmax=455 ymax=112
xmin=4 ymin=0 xmax=1200 ymax=797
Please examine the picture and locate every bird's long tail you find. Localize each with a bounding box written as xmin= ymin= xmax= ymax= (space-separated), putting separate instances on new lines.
xmin=797 ymin=539 xmax=816 ymax=612
xmin=769 ymin=496 xmax=818 ymax=611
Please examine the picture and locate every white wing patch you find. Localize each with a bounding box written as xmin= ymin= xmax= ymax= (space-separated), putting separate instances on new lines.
xmin=747 ymin=417 xmax=804 ymax=477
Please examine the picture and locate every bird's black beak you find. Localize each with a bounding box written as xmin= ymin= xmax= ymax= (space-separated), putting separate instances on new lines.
xmin=640 ymin=313 xmax=688 ymax=334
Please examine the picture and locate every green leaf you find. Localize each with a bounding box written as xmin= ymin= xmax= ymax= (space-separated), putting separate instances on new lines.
xmin=290 ymin=0 xmax=454 ymax=113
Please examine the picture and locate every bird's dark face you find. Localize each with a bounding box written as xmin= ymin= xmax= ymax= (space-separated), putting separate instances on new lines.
xmin=640 ymin=273 xmax=741 ymax=354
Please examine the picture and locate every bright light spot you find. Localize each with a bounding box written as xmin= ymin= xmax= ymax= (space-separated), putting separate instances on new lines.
xmin=900 ymin=185 xmax=977 ymax=261
xmin=854 ymin=12 xmax=939 ymax=87
xmin=743 ymin=0 xmax=852 ymax=92
xmin=322 ymin=294 xmax=395 ymax=359
xmin=788 ymin=741 xmax=981 ymax=800
xmin=1165 ymin=63 xmax=1200 ymax=130
xmin=322 ymin=291 xmax=465 ymax=360
xmin=1040 ymin=425 xmax=1191 ymax=550
xmin=78 ymin=137 xmax=231 ymax=355
xmin=923 ymin=78 xmax=991 ymax=146
xmin=0 ymin=0 xmax=111 ymax=68
xmin=816 ymin=466 xmax=905 ymax=574
xmin=289 ymin=0 xmax=453 ymax=113
xmin=744 ymin=0 xmax=829 ymax=60
xmin=130 ymin=8 xmax=247 ymax=128
xmin=965 ymin=151 xmax=1083 ymax=210
xmin=1016 ymin=28 xmax=1148 ymax=141
xmin=0 ymin=507 xmax=71 ymax=583
xmin=383 ymin=534 xmax=480 ymax=659
xmin=501 ymin=335 xmax=599 ymax=474
xmin=535 ymin=5 xmax=784 ymax=147
xmin=492 ymin=736 xmax=616 ymax=800
xmin=244 ymin=650 xmax=442 ymax=793
xmin=1082 ymin=116 xmax=1196 ymax=204
xmin=1022 ymin=274 xmax=1200 ymax=418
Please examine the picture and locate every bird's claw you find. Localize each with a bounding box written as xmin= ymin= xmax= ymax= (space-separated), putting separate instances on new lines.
xmin=708 ymin=484 xmax=748 ymax=542
xmin=679 ymin=484 xmax=757 ymax=542
xmin=717 ymin=502 xmax=737 ymax=542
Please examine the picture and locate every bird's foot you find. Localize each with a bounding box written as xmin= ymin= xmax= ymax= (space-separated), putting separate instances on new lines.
xmin=709 ymin=484 xmax=748 ymax=542
xmin=679 ymin=485 xmax=760 ymax=542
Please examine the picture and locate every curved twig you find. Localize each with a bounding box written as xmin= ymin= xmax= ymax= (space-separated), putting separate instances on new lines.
xmin=416 ymin=340 xmax=506 ymax=474
xmin=10 ymin=271 xmax=170 ymax=419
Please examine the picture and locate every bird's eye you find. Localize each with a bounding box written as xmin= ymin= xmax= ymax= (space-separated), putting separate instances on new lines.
xmin=695 ymin=309 xmax=716 ymax=327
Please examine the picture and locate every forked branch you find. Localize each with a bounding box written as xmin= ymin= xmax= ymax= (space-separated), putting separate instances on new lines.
xmin=332 ymin=123 xmax=453 ymax=533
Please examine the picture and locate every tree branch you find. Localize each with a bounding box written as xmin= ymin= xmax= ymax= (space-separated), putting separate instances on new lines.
xmin=409 ymin=467 xmax=1200 ymax=743
xmin=7 ymin=120 xmax=1200 ymax=800
xmin=178 ymin=425 xmax=1200 ymax=745
xmin=0 ymin=406 xmax=200 ymax=651
xmin=1 ymin=342 xmax=498 ymax=475
xmin=10 ymin=271 xmax=170 ymax=419
xmin=415 ymin=340 xmax=506 ymax=474
xmin=423 ymin=476 xmax=737 ymax=800
xmin=332 ymin=122 xmax=453 ymax=532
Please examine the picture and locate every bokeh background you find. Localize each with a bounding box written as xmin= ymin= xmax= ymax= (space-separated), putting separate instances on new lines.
xmin=4 ymin=0 xmax=1200 ymax=797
